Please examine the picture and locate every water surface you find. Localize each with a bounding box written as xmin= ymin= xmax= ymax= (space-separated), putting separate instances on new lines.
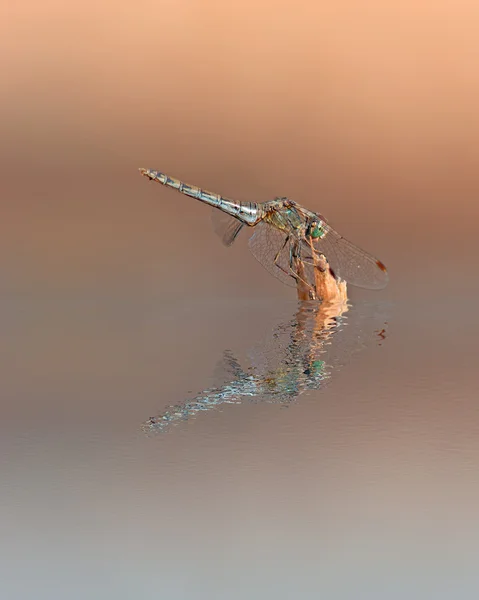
xmin=2 ymin=273 xmax=479 ymax=599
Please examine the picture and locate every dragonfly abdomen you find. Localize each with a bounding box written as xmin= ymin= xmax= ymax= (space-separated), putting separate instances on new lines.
xmin=140 ymin=168 xmax=262 ymax=225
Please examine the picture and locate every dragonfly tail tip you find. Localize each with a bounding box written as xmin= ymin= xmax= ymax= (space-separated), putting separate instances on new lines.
xmin=139 ymin=168 xmax=154 ymax=180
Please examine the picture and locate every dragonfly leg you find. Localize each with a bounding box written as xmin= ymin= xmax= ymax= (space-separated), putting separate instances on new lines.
xmin=272 ymin=235 xmax=294 ymax=275
xmin=289 ymin=243 xmax=317 ymax=298
xmin=302 ymin=236 xmax=328 ymax=272
xmin=271 ymin=236 xmax=316 ymax=298
xmin=272 ymin=236 xmax=300 ymax=283
xmin=273 ymin=234 xmax=290 ymax=262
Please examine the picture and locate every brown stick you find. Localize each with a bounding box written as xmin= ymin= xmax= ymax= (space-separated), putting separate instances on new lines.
xmin=295 ymin=255 xmax=348 ymax=304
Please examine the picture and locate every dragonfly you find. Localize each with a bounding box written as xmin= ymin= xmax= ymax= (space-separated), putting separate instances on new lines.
xmin=139 ymin=168 xmax=389 ymax=294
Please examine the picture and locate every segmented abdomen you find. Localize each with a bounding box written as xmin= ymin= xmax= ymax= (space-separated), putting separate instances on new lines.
xmin=139 ymin=168 xmax=262 ymax=225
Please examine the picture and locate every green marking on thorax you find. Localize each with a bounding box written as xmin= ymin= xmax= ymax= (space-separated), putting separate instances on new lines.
xmin=284 ymin=207 xmax=302 ymax=229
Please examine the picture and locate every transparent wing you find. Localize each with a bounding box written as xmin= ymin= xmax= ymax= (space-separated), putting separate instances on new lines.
xmin=211 ymin=208 xmax=244 ymax=247
xmin=305 ymin=223 xmax=389 ymax=290
xmin=247 ymin=222 xmax=297 ymax=288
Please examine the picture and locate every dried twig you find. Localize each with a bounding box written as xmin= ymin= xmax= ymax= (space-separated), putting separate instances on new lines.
xmin=295 ymin=255 xmax=348 ymax=304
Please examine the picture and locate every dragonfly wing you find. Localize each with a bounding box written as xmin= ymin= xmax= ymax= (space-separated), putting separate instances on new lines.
xmin=307 ymin=224 xmax=389 ymax=289
xmin=247 ymin=222 xmax=297 ymax=288
xmin=211 ymin=208 xmax=244 ymax=247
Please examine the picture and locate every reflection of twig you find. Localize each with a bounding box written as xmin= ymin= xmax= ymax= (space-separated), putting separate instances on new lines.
xmin=143 ymin=300 xmax=348 ymax=434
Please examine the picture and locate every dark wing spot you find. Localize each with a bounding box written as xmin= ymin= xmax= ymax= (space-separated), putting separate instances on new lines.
xmin=376 ymin=260 xmax=387 ymax=273
xmin=329 ymin=267 xmax=337 ymax=279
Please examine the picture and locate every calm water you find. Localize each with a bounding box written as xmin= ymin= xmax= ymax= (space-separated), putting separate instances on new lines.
xmin=2 ymin=260 xmax=479 ymax=599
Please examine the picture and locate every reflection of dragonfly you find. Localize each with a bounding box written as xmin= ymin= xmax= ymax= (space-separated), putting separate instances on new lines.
xmin=140 ymin=168 xmax=389 ymax=296
xmin=144 ymin=300 xmax=347 ymax=433
xmin=143 ymin=300 xmax=390 ymax=434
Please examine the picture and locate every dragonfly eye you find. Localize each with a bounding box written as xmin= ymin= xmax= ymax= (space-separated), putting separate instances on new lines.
xmin=309 ymin=222 xmax=324 ymax=239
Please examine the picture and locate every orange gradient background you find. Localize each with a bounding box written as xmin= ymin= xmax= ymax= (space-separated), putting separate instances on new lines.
xmin=3 ymin=0 xmax=479 ymax=299
xmin=2 ymin=3 xmax=479 ymax=599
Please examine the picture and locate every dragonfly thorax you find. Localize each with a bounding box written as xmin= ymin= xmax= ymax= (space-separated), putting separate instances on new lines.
xmin=264 ymin=199 xmax=304 ymax=234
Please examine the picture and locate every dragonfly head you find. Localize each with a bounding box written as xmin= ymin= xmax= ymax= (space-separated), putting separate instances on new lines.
xmin=307 ymin=219 xmax=326 ymax=240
